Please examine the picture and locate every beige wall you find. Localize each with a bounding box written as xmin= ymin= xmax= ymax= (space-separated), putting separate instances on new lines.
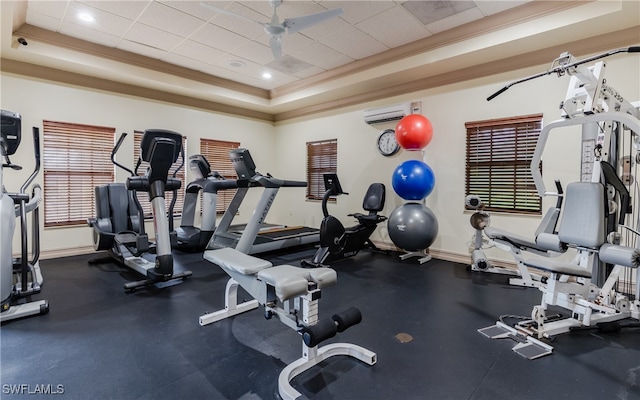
xmin=271 ymin=55 xmax=639 ymax=264
xmin=0 ymin=73 xmax=275 ymax=255
xmin=1 ymin=54 xmax=638 ymax=264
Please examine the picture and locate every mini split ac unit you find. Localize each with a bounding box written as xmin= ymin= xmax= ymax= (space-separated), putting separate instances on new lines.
xmin=363 ymin=103 xmax=411 ymax=125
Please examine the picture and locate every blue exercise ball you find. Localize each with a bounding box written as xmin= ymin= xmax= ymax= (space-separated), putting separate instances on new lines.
xmin=388 ymin=203 xmax=438 ymax=252
xmin=391 ymin=160 xmax=435 ymax=201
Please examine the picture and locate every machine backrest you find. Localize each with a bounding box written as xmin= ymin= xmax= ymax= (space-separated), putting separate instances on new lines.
xmin=362 ymin=183 xmax=385 ymax=213
xmin=558 ymin=182 xmax=605 ymax=248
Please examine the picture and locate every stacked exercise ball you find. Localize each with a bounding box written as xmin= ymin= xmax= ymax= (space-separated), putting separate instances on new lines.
xmin=388 ymin=114 xmax=439 ymax=252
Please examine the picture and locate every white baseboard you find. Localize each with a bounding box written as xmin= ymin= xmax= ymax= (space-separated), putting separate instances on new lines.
xmin=39 ymin=245 xmax=95 ymax=260
xmin=372 ymin=240 xmax=518 ymax=270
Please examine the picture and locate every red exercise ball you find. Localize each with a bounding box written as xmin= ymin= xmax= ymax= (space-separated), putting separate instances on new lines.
xmin=395 ymin=114 xmax=433 ymax=150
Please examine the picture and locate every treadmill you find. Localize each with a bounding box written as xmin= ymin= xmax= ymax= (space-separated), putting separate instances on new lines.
xmin=207 ymin=148 xmax=319 ymax=254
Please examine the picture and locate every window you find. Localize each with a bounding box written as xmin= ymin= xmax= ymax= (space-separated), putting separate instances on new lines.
xmin=465 ymin=114 xmax=542 ymax=214
xmin=42 ymin=120 xmax=115 ymax=227
xmin=199 ymin=138 xmax=240 ymax=214
xmin=306 ymin=139 xmax=337 ymax=200
xmin=133 ymin=131 xmax=186 ymax=218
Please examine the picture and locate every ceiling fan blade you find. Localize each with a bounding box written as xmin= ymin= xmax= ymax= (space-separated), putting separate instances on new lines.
xmin=269 ymin=35 xmax=282 ymax=58
xmin=283 ymin=8 xmax=343 ymax=34
xmin=200 ymin=2 xmax=263 ymax=25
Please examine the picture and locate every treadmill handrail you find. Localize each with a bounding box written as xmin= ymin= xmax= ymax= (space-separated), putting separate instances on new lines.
xmin=253 ymin=174 xmax=307 ymax=188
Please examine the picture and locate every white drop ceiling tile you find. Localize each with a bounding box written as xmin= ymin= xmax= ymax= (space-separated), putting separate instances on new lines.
xmin=137 ymin=2 xmax=206 ymax=38
xmin=266 ymin=55 xmax=314 ymax=75
xmin=235 ymin=1 xmax=273 ymax=19
xmin=161 ymin=52 xmax=208 ymax=70
xmin=161 ymin=1 xmax=227 ymax=21
xmin=117 ymin=39 xmax=168 ymax=59
xmin=58 ymin=21 xmax=121 ymax=47
xmin=25 ymin=11 xmax=63 ymax=32
xmin=273 ymin=1 xmax=329 ymax=21
xmin=356 ymin=5 xmax=430 ymax=48
xmin=26 ymin=1 xmax=68 ymax=19
xmin=321 ymin=1 xmax=395 ymax=24
xmin=293 ymin=65 xmax=325 ymax=79
xmin=319 ymin=25 xmax=388 ymax=60
xmin=296 ymin=12 xmax=351 ymax=41
xmin=211 ymin=53 xmax=261 ymax=75
xmin=191 ymin=23 xmax=249 ymax=53
xmin=279 ymin=32 xmax=314 ymax=54
xmin=474 ymin=1 xmax=530 ymax=16
xmin=64 ymin=2 xmax=136 ymax=38
xmin=207 ymin=2 xmax=267 ymax=40
xmin=425 ymin=7 xmax=484 ymax=34
xmin=229 ymin=40 xmax=274 ymax=65
xmin=77 ymin=0 xmax=150 ymax=20
xmin=172 ymin=40 xmax=226 ymax=64
xmin=402 ymin=1 xmax=476 ymax=25
xmin=289 ymin=42 xmax=354 ymax=70
xmin=124 ymin=23 xmax=184 ymax=51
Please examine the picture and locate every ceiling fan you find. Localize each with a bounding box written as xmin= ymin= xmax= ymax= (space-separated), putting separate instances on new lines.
xmin=201 ymin=0 xmax=344 ymax=59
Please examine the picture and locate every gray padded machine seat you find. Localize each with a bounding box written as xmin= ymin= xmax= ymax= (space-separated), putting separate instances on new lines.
xmin=203 ymin=247 xmax=337 ymax=302
xmin=523 ymin=182 xmax=605 ymax=278
xmin=200 ymin=247 xmax=376 ymax=400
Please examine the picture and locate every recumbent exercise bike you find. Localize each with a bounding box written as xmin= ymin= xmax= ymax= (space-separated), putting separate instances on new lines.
xmin=302 ymin=173 xmax=387 ymax=267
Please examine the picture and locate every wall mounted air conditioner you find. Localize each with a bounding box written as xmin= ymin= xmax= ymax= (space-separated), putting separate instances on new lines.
xmin=363 ymin=103 xmax=411 ymax=125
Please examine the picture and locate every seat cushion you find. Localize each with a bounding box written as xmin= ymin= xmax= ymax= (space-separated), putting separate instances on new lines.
xmin=257 ymin=265 xmax=337 ymax=301
xmin=523 ymin=257 xmax=592 ymax=278
xmin=203 ymin=247 xmax=272 ymax=275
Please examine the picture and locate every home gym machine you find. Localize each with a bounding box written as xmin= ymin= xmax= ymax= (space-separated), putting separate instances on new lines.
xmin=302 ymin=173 xmax=387 ymax=267
xmin=478 ymin=46 xmax=640 ymax=359
xmin=1 ymin=110 xmax=49 ymax=322
xmin=200 ymin=247 xmax=376 ymax=400
xmin=175 ymin=154 xmax=237 ymax=251
xmin=207 ymin=148 xmax=319 ymax=254
xmin=88 ymin=130 xmax=192 ymax=291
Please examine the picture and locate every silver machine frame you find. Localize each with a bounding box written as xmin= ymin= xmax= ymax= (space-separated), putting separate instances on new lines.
xmin=1 ymin=111 xmax=48 ymax=322
xmin=477 ymin=46 xmax=640 ymax=359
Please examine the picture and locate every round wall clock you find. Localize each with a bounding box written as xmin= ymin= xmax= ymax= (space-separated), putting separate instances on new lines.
xmin=377 ymin=129 xmax=400 ymax=156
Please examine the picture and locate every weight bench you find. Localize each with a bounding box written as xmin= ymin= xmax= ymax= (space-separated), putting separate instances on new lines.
xmin=199 ymin=247 xmax=377 ymax=400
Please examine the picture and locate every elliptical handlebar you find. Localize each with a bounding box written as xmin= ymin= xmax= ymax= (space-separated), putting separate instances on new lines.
xmin=112 ymin=132 xmax=135 ymax=176
xmin=19 ymin=127 xmax=41 ymax=194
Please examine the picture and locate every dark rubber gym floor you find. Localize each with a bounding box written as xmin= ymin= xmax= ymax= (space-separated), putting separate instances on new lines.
xmin=2 ymin=246 xmax=639 ymax=400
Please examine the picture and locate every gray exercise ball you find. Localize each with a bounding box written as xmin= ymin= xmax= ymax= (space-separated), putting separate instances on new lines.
xmin=388 ymin=202 xmax=439 ymax=252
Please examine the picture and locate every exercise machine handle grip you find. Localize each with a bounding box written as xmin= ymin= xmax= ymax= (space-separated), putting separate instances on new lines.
xmin=487 ymin=86 xmax=508 ymax=101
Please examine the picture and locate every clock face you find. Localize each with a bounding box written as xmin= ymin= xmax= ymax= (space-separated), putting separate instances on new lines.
xmin=377 ymin=129 xmax=400 ymax=156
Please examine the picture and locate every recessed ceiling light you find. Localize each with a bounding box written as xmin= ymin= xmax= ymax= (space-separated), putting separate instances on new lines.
xmin=262 ymin=72 xmax=272 ymax=79
xmin=228 ymin=60 xmax=245 ymax=68
xmin=77 ymin=12 xmax=96 ymax=23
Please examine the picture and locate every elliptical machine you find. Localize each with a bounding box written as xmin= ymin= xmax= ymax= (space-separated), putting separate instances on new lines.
xmin=302 ymin=174 xmax=387 ymax=267
xmin=1 ymin=110 xmax=49 ymax=322
xmin=88 ymin=130 xmax=192 ymax=291
xmin=175 ymin=155 xmax=237 ymax=251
